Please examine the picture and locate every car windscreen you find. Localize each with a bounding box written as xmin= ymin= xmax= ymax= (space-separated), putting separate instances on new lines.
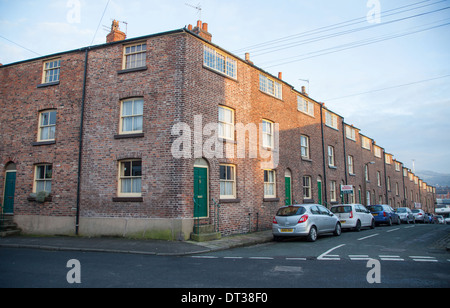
xmin=396 ymin=208 xmax=407 ymax=213
xmin=368 ymin=205 xmax=383 ymax=212
xmin=276 ymin=206 xmax=306 ymax=216
xmin=330 ymin=206 xmax=352 ymax=214
xmin=411 ymin=210 xmax=420 ymax=213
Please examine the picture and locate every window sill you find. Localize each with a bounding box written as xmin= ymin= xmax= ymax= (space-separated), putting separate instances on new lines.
xmin=301 ymin=157 xmax=312 ymax=162
xmin=37 ymin=81 xmax=60 ymax=88
xmin=219 ymin=198 xmax=241 ymax=203
xmin=114 ymin=133 xmax=144 ymax=139
xmin=117 ymin=66 xmax=148 ymax=74
xmin=32 ymin=140 xmax=56 ymax=146
xmin=328 ymin=165 xmax=337 ymax=170
xmin=263 ymin=197 xmax=279 ymax=202
xmin=112 ymin=197 xmax=143 ymax=202
xmin=27 ymin=195 xmax=52 ymax=203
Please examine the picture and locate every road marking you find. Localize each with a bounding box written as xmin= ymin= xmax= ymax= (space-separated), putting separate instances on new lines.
xmin=286 ymin=258 xmax=307 ymax=261
xmin=223 ymin=257 xmax=243 ymax=259
xmin=410 ymin=256 xmax=438 ymax=262
xmin=249 ymin=257 xmax=273 ymax=260
xmin=317 ymin=244 xmax=345 ymax=261
xmin=349 ymin=254 xmax=371 ymax=261
xmin=386 ymin=228 xmax=400 ymax=233
xmin=404 ymin=225 xmax=415 ymax=229
xmin=357 ymin=233 xmax=379 ymax=241
xmin=380 ymin=255 xmax=404 ymax=261
xmin=191 ymin=256 xmax=218 ymax=259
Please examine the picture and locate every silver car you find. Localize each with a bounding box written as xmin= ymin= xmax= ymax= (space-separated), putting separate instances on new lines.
xmin=272 ymin=204 xmax=342 ymax=242
xmin=395 ymin=207 xmax=415 ymax=224
xmin=411 ymin=209 xmax=427 ymax=223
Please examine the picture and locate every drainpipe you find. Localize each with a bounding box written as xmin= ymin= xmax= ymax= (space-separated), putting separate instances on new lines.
xmin=342 ymin=119 xmax=348 ymax=203
xmin=319 ymin=104 xmax=328 ymax=207
xmin=383 ymin=150 xmax=388 ymax=204
xmin=75 ymin=48 xmax=89 ymax=235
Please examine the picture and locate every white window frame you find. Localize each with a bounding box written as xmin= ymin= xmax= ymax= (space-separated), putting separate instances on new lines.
xmin=374 ymin=146 xmax=382 ymax=158
xmin=345 ymin=126 xmax=356 ymax=141
xmin=297 ymin=96 xmax=314 ymax=117
xmin=362 ymin=137 xmax=371 ymax=150
xmin=264 ymin=169 xmax=276 ymax=198
xmin=42 ymin=58 xmax=61 ymax=84
xmin=203 ymin=45 xmax=237 ymax=79
xmin=120 ymin=98 xmax=144 ymax=134
xmin=38 ymin=110 xmax=57 ymax=142
xmin=123 ymin=42 xmax=147 ymax=70
xmin=34 ymin=164 xmax=53 ymax=193
xmin=300 ymin=135 xmax=310 ymax=159
xmin=262 ymin=119 xmax=274 ymax=149
xmin=259 ymin=74 xmax=282 ymax=99
xmin=325 ymin=111 xmax=338 ymax=130
xmin=348 ymin=155 xmax=354 ymax=174
xmin=118 ymin=159 xmax=142 ymax=197
xmin=220 ymin=164 xmax=236 ymax=199
xmin=328 ymin=146 xmax=335 ymax=167
xmin=303 ymin=176 xmax=312 ymax=199
xmin=218 ymin=106 xmax=235 ymax=140
xmin=330 ymin=181 xmax=337 ymax=202
xmin=377 ymin=171 xmax=381 ymax=187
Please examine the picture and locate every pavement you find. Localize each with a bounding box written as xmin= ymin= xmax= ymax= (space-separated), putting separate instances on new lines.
xmin=0 ymin=230 xmax=274 ymax=256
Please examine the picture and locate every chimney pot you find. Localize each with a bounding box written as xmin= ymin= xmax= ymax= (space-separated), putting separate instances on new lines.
xmin=278 ymin=72 xmax=282 ymax=80
xmin=197 ymin=20 xmax=202 ymax=28
xmin=106 ymin=19 xmax=126 ymax=43
xmin=188 ymin=24 xmax=193 ymax=31
xmin=301 ymin=86 xmax=306 ymax=93
xmin=202 ymin=23 xmax=208 ymax=32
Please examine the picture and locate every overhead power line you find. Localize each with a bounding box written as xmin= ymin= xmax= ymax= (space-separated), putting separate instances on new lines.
xmin=0 ymin=34 xmax=41 ymax=56
xmin=325 ymin=74 xmax=450 ymax=101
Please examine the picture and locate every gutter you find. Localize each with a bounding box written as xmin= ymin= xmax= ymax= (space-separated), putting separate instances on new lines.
xmin=75 ymin=48 xmax=89 ymax=235
xmin=319 ymin=104 xmax=328 ymax=207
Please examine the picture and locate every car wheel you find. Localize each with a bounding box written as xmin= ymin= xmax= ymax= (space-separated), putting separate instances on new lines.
xmin=387 ymin=217 xmax=392 ymax=226
xmin=354 ymin=220 xmax=361 ymax=232
xmin=307 ymin=226 xmax=317 ymax=242
xmin=370 ymin=219 xmax=375 ymax=229
xmin=396 ymin=217 xmax=401 ymax=225
xmin=334 ymin=223 xmax=342 ymax=236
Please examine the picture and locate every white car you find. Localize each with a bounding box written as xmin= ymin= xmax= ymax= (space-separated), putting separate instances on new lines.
xmin=331 ymin=204 xmax=375 ymax=231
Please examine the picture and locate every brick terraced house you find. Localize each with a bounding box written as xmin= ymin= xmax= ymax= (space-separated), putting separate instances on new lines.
xmin=0 ymin=20 xmax=436 ymax=240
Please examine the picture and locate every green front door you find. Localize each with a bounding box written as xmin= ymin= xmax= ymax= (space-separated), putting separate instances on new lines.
xmin=194 ymin=167 xmax=208 ymax=218
xmin=3 ymin=172 xmax=16 ymax=214
xmin=317 ymin=180 xmax=322 ymax=205
xmin=285 ymin=176 xmax=291 ymax=205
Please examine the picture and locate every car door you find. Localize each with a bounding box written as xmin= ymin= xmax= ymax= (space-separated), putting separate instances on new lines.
xmin=309 ymin=205 xmax=325 ymax=232
xmin=357 ymin=205 xmax=370 ymax=226
xmin=318 ymin=205 xmax=334 ymax=231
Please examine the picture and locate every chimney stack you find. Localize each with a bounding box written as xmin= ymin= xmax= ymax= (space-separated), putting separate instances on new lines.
xmin=189 ymin=20 xmax=212 ymax=42
xmin=301 ymin=86 xmax=308 ymax=96
xmin=278 ymin=72 xmax=282 ymax=80
xmin=245 ymin=53 xmax=253 ymax=65
xmin=106 ymin=19 xmax=126 ymax=43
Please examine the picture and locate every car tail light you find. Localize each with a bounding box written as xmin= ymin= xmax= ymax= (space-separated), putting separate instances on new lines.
xmin=383 ymin=211 xmax=387 ymax=217
xmin=298 ymin=214 xmax=308 ymax=223
xmin=273 ymin=217 xmax=277 ymax=224
xmin=349 ymin=211 xmax=353 ymax=219
xmin=418 ymin=213 xmax=423 ymax=216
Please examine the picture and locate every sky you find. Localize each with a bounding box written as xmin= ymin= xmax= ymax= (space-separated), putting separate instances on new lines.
xmin=1 ymin=0 xmax=450 ymax=175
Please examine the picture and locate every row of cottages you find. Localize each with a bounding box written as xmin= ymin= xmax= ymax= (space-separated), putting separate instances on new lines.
xmin=0 ymin=20 xmax=436 ymax=240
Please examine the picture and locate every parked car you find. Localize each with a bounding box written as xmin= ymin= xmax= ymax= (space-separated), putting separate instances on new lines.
xmin=395 ymin=207 xmax=415 ymax=224
xmin=272 ymin=204 xmax=341 ymax=242
xmin=435 ymin=215 xmax=445 ymax=224
xmin=330 ymin=204 xmax=375 ymax=231
xmin=412 ymin=209 xmax=427 ymax=223
xmin=367 ymin=204 xmax=401 ymax=226
xmin=445 ymin=217 xmax=450 ymax=225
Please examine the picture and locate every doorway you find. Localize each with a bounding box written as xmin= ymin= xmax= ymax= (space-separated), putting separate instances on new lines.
xmin=3 ymin=163 xmax=17 ymax=215
xmin=193 ymin=159 xmax=208 ymax=218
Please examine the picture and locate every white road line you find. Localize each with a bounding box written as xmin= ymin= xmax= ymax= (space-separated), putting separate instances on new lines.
xmin=404 ymin=225 xmax=415 ymax=229
xmin=191 ymin=256 xmax=218 ymax=259
xmin=357 ymin=233 xmax=379 ymax=241
xmin=349 ymin=254 xmax=371 ymax=261
xmin=317 ymin=244 xmax=346 ymax=261
xmin=386 ymin=228 xmax=400 ymax=233
xmin=286 ymin=258 xmax=307 ymax=261
xmin=410 ymin=256 xmax=438 ymax=262
xmin=223 ymin=257 xmax=243 ymax=259
xmin=249 ymin=257 xmax=273 ymax=260
xmin=380 ymin=255 xmax=404 ymax=261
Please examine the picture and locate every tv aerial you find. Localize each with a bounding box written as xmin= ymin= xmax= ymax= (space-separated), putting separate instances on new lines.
xmin=185 ymin=2 xmax=202 ymax=20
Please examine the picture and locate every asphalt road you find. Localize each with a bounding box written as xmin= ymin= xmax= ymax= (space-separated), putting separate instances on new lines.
xmin=0 ymin=224 xmax=448 ymax=289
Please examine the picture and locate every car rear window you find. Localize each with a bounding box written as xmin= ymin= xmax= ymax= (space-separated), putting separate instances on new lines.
xmin=331 ymin=206 xmax=352 ymax=214
xmin=396 ymin=208 xmax=407 ymax=213
xmin=368 ymin=205 xmax=383 ymax=212
xmin=276 ymin=206 xmax=306 ymax=216
xmin=412 ymin=210 xmax=419 ymax=213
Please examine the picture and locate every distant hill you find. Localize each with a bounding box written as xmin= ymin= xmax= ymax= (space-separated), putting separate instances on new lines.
xmin=415 ymin=170 xmax=450 ymax=187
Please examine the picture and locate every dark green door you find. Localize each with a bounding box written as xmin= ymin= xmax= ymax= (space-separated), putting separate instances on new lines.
xmin=194 ymin=167 xmax=208 ymax=218
xmin=285 ymin=176 xmax=291 ymax=205
xmin=317 ymin=180 xmax=322 ymax=205
xmin=3 ymin=172 xmax=16 ymax=214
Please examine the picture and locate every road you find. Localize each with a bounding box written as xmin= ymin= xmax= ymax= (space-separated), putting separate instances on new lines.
xmin=0 ymin=224 xmax=449 ymax=289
